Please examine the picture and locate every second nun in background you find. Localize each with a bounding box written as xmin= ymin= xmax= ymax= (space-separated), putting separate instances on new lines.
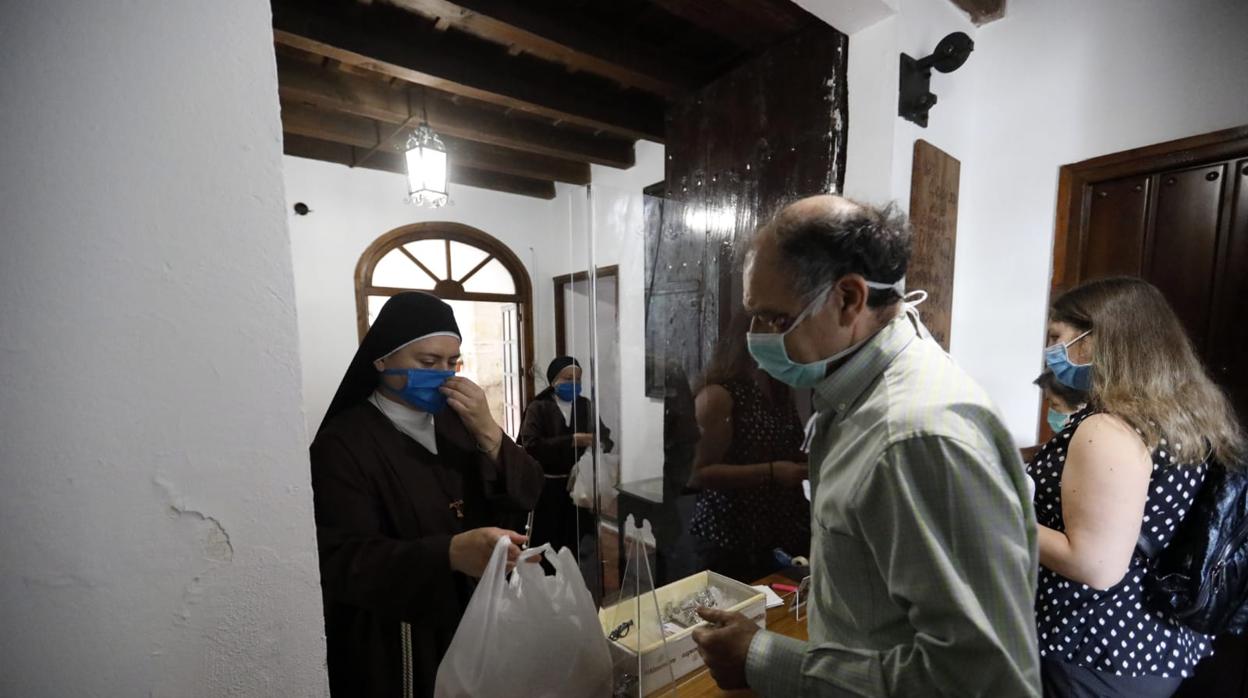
xmin=519 ymin=356 xmax=614 ymax=559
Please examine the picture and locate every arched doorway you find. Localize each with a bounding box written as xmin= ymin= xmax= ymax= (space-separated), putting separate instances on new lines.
xmin=355 ymin=222 xmax=535 ymax=436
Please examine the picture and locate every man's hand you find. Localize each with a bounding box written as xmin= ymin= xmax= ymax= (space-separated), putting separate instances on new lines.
xmin=442 ymin=377 xmax=503 ymax=453
xmin=572 ymin=432 xmax=594 ymax=448
xmin=448 ymin=527 xmax=526 ymax=577
xmin=690 ymin=607 xmax=758 ymax=690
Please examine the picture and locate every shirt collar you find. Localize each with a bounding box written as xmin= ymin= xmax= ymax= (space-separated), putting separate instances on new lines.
xmin=554 ymin=395 xmax=573 ymax=425
xmin=812 ymin=311 xmax=920 ymax=418
xmin=369 ymin=391 xmax=438 ymax=454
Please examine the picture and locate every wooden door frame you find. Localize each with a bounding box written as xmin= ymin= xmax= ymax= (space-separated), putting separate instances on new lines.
xmin=1042 ymin=124 xmax=1248 ymax=440
xmin=354 ymin=221 xmax=537 ymax=404
xmin=553 ymin=265 xmax=619 ymax=357
xmin=1051 ymin=125 xmax=1248 ymax=295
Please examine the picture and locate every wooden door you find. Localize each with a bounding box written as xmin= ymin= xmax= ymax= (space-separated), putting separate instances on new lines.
xmin=1052 ymin=126 xmax=1248 ymax=698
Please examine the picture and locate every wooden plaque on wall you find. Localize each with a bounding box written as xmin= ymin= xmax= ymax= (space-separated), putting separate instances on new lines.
xmin=907 ymin=140 xmax=961 ymax=351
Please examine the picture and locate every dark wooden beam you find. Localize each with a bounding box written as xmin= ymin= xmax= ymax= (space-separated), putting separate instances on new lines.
xmin=271 ymin=0 xmax=665 ymax=141
xmin=647 ymin=0 xmax=813 ymax=51
xmin=384 ymin=0 xmax=705 ymax=97
xmin=276 ymin=54 xmax=635 ymax=168
xmin=948 ymin=0 xmax=1006 ymax=24
xmin=283 ymin=133 xmax=557 ymax=199
xmin=280 ymin=100 xmax=591 ymax=184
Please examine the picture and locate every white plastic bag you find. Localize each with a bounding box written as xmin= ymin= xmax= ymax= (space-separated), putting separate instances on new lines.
xmin=434 ymin=538 xmax=613 ymax=698
xmin=569 ymin=452 xmax=620 ymax=510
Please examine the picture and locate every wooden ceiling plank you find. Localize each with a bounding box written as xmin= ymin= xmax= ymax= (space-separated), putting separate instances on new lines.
xmin=384 ymin=0 xmax=701 ymax=96
xmin=947 ymin=0 xmax=1006 ymax=24
xmin=283 ymin=134 xmax=557 ymax=199
xmin=280 ymin=101 xmax=591 ymax=184
xmin=448 ymin=164 xmax=557 ymax=199
xmin=647 ymin=0 xmax=812 ymax=51
xmin=281 ymin=100 xmax=381 ymax=149
xmin=277 ymin=54 xmax=635 ymax=168
xmin=272 ymin=0 xmax=664 ymax=141
xmin=446 ymin=137 xmax=590 ymax=185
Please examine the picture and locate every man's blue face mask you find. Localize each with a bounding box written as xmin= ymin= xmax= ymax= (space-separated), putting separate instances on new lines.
xmin=382 ymin=368 xmax=455 ymax=413
xmin=746 ymin=277 xmax=909 ymax=389
xmin=1044 ymin=330 xmax=1092 ymax=391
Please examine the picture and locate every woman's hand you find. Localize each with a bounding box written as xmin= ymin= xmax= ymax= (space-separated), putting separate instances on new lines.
xmin=771 ymin=460 xmax=809 ymax=487
xmin=442 ymin=377 xmax=503 ymax=453
xmin=449 ymin=527 xmax=527 ymax=578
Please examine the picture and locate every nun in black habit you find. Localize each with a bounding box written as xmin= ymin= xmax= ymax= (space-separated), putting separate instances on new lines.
xmin=310 ymin=292 xmax=543 ymax=698
xmin=518 ymin=357 xmax=613 ymax=560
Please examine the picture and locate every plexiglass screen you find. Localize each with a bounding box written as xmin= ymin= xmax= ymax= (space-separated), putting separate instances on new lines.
xmin=521 ymin=185 xmax=812 ymax=696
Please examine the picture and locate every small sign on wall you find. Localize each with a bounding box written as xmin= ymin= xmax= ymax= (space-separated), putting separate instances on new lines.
xmin=907 ymin=139 xmax=961 ymax=351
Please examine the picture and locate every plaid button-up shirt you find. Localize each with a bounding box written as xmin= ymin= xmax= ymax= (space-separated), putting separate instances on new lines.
xmin=746 ymin=311 xmax=1041 ymax=697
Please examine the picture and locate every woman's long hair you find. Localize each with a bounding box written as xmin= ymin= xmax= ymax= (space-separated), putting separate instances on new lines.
xmin=1051 ymin=277 xmax=1244 ymax=465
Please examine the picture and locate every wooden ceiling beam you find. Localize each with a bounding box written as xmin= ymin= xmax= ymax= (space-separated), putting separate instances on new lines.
xmin=647 ymin=0 xmax=813 ymax=51
xmin=283 ymin=133 xmax=557 ymax=199
xmin=948 ymin=0 xmax=1006 ymax=24
xmin=280 ymin=100 xmax=591 ymax=185
xmin=272 ymin=0 xmax=665 ymax=141
xmin=383 ymin=0 xmax=704 ymax=97
xmin=276 ymin=54 xmax=635 ymax=168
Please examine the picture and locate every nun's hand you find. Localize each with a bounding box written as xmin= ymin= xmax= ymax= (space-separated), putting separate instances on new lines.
xmin=441 ymin=377 xmax=503 ymax=454
xmin=449 ymin=527 xmax=527 ymax=577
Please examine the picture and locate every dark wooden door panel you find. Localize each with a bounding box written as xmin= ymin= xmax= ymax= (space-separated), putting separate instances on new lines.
xmin=1083 ymin=175 xmax=1151 ymax=279
xmin=652 ymin=22 xmax=849 ymax=384
xmin=1209 ymin=158 xmax=1248 ymax=424
xmin=1145 ymin=163 xmax=1227 ymax=356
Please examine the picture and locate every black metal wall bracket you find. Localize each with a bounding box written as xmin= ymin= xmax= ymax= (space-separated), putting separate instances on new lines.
xmin=898 ymin=32 xmax=974 ymax=128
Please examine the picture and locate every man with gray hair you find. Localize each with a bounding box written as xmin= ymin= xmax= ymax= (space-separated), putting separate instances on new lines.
xmin=692 ymin=195 xmax=1040 ymax=696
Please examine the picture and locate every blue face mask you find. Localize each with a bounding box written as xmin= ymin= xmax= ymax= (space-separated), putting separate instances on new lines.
xmin=1044 ymin=330 xmax=1092 ymax=391
xmin=1047 ymin=407 xmax=1071 ymax=434
xmin=746 ymin=278 xmax=908 ymax=389
xmin=554 ymin=382 xmax=582 ymax=402
xmin=382 ymin=368 xmax=455 ymax=413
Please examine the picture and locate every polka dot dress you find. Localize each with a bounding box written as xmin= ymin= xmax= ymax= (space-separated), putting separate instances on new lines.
xmin=690 ymin=377 xmax=810 ymax=553
xmin=1027 ymin=407 xmax=1213 ymax=678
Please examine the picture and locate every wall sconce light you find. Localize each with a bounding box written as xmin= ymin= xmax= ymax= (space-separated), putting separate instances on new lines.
xmin=898 ymin=31 xmax=974 ymax=127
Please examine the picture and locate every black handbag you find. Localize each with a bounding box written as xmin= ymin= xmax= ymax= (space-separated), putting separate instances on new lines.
xmin=1138 ymin=460 xmax=1248 ymax=635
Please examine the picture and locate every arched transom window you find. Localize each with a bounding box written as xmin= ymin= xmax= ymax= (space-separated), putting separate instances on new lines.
xmin=355 ymin=222 xmax=534 ymax=436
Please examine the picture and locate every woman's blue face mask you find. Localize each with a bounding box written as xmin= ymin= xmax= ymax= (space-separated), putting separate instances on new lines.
xmin=382 ymin=368 xmax=455 ymax=413
xmin=1047 ymin=407 xmax=1072 ymax=434
xmin=1044 ymin=330 xmax=1092 ymax=391
xmin=554 ymin=382 xmax=582 ymax=402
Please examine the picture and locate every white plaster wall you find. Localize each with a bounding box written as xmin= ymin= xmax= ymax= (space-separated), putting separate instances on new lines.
xmin=0 ymin=2 xmax=327 ymax=696
xmin=842 ymin=0 xmax=1248 ymax=445
xmin=795 ymin=0 xmax=899 ymax=35
xmin=953 ymin=0 xmax=1248 ymax=444
xmin=283 ymin=155 xmax=567 ymax=436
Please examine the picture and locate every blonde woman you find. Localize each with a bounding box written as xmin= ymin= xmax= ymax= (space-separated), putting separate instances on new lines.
xmin=1028 ymin=277 xmax=1245 ymax=697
